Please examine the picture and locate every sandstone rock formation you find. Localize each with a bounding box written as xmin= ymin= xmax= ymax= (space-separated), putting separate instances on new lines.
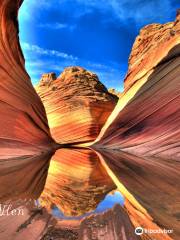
xmin=108 ymin=88 xmax=122 ymax=98
xmin=94 ymin=12 xmax=180 ymax=160
xmin=36 ymin=67 xmax=118 ymax=144
xmin=39 ymin=72 xmax=57 ymax=87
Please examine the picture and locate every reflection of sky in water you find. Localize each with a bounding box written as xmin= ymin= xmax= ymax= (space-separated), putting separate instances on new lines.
xmin=52 ymin=191 xmax=124 ymax=220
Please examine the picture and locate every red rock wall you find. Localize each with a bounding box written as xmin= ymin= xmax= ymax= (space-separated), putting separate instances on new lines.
xmin=94 ymin=13 xmax=180 ymax=160
xmin=0 ymin=0 xmax=54 ymax=155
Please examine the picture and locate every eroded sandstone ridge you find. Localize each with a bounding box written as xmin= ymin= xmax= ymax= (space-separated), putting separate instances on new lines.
xmin=94 ymin=12 xmax=180 ymax=160
xmin=0 ymin=0 xmax=54 ymax=156
xmin=36 ymin=67 xmax=118 ymax=144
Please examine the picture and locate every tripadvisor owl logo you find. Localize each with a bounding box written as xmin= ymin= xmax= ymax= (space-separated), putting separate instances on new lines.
xmin=135 ymin=227 xmax=143 ymax=235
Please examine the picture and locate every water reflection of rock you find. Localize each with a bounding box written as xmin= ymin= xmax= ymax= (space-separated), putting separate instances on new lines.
xmin=0 ymin=153 xmax=52 ymax=203
xmin=0 ymin=149 xmax=138 ymax=240
xmin=0 ymin=152 xmax=54 ymax=240
xmin=40 ymin=148 xmax=116 ymax=216
xmin=0 ymin=146 xmax=178 ymax=240
xmin=97 ymin=149 xmax=180 ymax=240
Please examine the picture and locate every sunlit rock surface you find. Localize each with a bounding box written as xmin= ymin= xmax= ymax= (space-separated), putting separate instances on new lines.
xmin=94 ymin=13 xmax=180 ymax=160
xmin=0 ymin=0 xmax=54 ymax=156
xmin=36 ymin=66 xmax=118 ymax=144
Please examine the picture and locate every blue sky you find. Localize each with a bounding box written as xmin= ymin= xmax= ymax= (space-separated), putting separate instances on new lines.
xmin=19 ymin=0 xmax=179 ymax=91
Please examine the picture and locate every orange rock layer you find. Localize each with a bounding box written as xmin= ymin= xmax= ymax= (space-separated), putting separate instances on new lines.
xmin=0 ymin=0 xmax=54 ymax=156
xmin=94 ymin=12 xmax=180 ymax=160
xmin=36 ymin=67 xmax=118 ymax=144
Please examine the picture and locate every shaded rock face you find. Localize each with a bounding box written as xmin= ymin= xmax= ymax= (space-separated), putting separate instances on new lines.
xmin=94 ymin=13 xmax=180 ymax=160
xmin=0 ymin=0 xmax=54 ymax=155
xmin=36 ymin=66 xmax=118 ymax=144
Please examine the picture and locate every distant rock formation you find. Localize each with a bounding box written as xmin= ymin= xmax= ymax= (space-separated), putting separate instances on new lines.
xmin=0 ymin=0 xmax=54 ymax=156
xmin=94 ymin=12 xmax=180 ymax=160
xmin=108 ymin=88 xmax=122 ymax=98
xmin=39 ymin=72 xmax=57 ymax=87
xmin=36 ymin=67 xmax=118 ymax=144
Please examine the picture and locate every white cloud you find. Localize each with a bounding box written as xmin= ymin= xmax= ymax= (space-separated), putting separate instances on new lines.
xmin=19 ymin=0 xmax=174 ymax=28
xmin=21 ymin=42 xmax=78 ymax=61
xmin=19 ymin=0 xmax=51 ymax=20
xmin=38 ymin=22 xmax=76 ymax=31
xmin=38 ymin=22 xmax=68 ymax=29
xmin=75 ymin=0 xmax=173 ymax=25
xmin=85 ymin=61 xmax=126 ymax=91
xmin=24 ymin=55 xmax=125 ymax=90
